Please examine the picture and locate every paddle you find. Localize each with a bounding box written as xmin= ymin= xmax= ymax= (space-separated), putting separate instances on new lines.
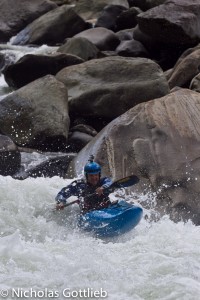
xmin=59 ymin=175 xmax=139 ymax=209
xmin=105 ymin=175 xmax=139 ymax=193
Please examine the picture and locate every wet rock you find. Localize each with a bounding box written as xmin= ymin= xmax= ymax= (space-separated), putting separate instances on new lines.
xmin=0 ymin=134 xmax=21 ymax=176
xmin=13 ymin=151 xmax=76 ymax=179
xmin=0 ymin=75 xmax=69 ymax=151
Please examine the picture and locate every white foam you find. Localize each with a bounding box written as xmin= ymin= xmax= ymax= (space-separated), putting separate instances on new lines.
xmin=0 ymin=176 xmax=199 ymax=300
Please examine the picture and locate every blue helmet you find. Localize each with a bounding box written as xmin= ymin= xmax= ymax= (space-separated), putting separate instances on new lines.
xmin=84 ymin=155 xmax=101 ymax=175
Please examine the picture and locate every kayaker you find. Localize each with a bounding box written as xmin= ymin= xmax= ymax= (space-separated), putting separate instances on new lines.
xmin=55 ymin=155 xmax=112 ymax=213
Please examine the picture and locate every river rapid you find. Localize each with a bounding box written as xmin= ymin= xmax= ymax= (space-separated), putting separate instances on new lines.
xmin=0 ymin=175 xmax=200 ymax=300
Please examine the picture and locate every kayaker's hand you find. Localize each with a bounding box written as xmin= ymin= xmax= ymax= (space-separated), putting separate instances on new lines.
xmin=56 ymin=202 xmax=65 ymax=210
xmin=95 ymin=187 xmax=104 ymax=196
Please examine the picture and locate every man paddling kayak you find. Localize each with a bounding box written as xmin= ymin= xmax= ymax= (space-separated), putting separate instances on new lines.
xmin=55 ymin=155 xmax=112 ymax=213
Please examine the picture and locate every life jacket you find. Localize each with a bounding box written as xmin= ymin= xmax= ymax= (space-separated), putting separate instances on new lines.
xmin=80 ymin=181 xmax=111 ymax=214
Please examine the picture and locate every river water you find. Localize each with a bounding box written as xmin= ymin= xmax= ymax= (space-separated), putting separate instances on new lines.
xmin=0 ymin=45 xmax=200 ymax=300
xmin=0 ymin=176 xmax=200 ymax=300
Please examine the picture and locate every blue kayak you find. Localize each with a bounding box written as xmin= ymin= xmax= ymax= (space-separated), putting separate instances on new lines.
xmin=78 ymin=200 xmax=143 ymax=237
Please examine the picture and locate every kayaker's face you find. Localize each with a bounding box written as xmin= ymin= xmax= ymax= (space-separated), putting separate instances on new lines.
xmin=87 ymin=173 xmax=100 ymax=186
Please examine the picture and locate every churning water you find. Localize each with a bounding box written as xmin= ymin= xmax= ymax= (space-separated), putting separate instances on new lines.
xmin=0 ymin=175 xmax=199 ymax=300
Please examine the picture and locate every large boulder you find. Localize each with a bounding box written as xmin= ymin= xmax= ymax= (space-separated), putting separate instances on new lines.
xmin=67 ymin=88 xmax=200 ymax=225
xmin=74 ymin=0 xmax=129 ymax=20
xmin=0 ymin=134 xmax=21 ymax=176
xmin=3 ymin=53 xmax=84 ymax=89
xmin=137 ymin=0 xmax=200 ymax=45
xmin=74 ymin=27 xmax=120 ymax=51
xmin=0 ymin=0 xmax=57 ymax=43
xmin=11 ymin=5 xmax=90 ymax=46
xmin=56 ymin=56 xmax=169 ymax=118
xmin=57 ymin=37 xmax=101 ymax=61
xmin=0 ymin=75 xmax=69 ymax=151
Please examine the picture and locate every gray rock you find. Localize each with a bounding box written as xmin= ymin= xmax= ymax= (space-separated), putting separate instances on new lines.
xmin=13 ymin=152 xmax=76 ymax=179
xmin=57 ymin=37 xmax=100 ymax=61
xmin=70 ymin=124 xmax=97 ymax=136
xmin=12 ymin=5 xmax=90 ymax=46
xmin=137 ymin=0 xmax=200 ymax=45
xmin=0 ymin=134 xmax=21 ymax=176
xmin=67 ymin=88 xmax=200 ymax=225
xmin=116 ymin=29 xmax=134 ymax=41
xmin=168 ymin=49 xmax=200 ymax=89
xmin=74 ymin=27 xmax=120 ymax=51
xmin=0 ymin=75 xmax=69 ymax=151
xmin=3 ymin=53 xmax=84 ymax=89
xmin=68 ymin=131 xmax=94 ymax=152
xmin=129 ymin=0 xmax=166 ymax=10
xmin=56 ymin=56 xmax=169 ymax=118
xmin=116 ymin=39 xmax=149 ymax=57
xmin=0 ymin=0 xmax=57 ymax=43
xmin=95 ymin=5 xmax=127 ymax=32
xmin=74 ymin=0 xmax=129 ymax=20
xmin=116 ymin=7 xmax=142 ymax=31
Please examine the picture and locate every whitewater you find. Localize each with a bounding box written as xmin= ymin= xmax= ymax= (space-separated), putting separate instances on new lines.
xmin=0 ymin=175 xmax=199 ymax=300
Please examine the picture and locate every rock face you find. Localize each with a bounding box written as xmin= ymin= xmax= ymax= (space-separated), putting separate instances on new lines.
xmin=0 ymin=75 xmax=69 ymax=151
xmin=56 ymin=56 xmax=169 ymax=119
xmin=12 ymin=5 xmax=90 ymax=46
xmin=0 ymin=0 xmax=57 ymax=43
xmin=67 ymin=88 xmax=200 ymax=225
xmin=3 ymin=53 xmax=84 ymax=89
xmin=0 ymin=134 xmax=21 ymax=176
xmin=137 ymin=0 xmax=200 ymax=45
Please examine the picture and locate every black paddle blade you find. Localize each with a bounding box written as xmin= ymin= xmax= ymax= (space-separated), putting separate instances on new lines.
xmin=106 ymin=175 xmax=139 ymax=193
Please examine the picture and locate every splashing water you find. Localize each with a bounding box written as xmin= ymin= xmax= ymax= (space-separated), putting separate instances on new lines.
xmin=0 ymin=175 xmax=199 ymax=300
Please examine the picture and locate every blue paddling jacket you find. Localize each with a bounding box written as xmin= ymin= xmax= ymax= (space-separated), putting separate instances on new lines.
xmin=55 ymin=177 xmax=112 ymax=213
